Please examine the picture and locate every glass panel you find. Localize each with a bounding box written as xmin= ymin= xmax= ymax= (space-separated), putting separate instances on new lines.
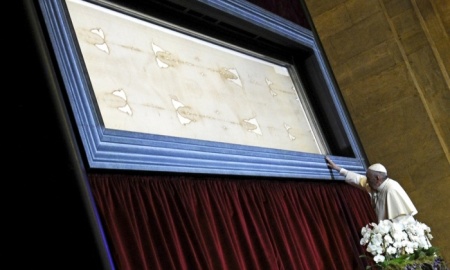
xmin=66 ymin=0 xmax=326 ymax=154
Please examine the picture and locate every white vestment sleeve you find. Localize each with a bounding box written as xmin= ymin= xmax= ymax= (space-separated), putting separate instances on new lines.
xmin=339 ymin=168 xmax=371 ymax=193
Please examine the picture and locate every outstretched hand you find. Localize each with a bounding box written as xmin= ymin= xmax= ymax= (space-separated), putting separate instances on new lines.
xmin=325 ymin=156 xmax=341 ymax=171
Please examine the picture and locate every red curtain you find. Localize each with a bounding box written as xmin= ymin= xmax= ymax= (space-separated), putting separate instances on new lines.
xmin=88 ymin=173 xmax=376 ymax=270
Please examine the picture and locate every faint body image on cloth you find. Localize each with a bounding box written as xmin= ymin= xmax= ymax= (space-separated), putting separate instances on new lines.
xmin=66 ymin=0 xmax=327 ymax=154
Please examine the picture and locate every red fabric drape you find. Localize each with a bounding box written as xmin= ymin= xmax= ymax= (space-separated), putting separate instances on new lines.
xmin=88 ymin=173 xmax=377 ymax=270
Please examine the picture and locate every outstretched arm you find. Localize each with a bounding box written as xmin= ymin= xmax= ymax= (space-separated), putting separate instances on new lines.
xmin=326 ymin=156 xmax=374 ymax=194
xmin=325 ymin=156 xmax=341 ymax=172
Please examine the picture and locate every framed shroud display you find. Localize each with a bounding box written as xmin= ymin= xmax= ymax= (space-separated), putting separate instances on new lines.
xmin=38 ymin=0 xmax=367 ymax=178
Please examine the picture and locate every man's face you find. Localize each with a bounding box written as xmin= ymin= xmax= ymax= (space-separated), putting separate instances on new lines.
xmin=366 ymin=170 xmax=379 ymax=190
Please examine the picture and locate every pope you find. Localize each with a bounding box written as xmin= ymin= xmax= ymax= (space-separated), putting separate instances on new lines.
xmin=325 ymin=156 xmax=417 ymax=222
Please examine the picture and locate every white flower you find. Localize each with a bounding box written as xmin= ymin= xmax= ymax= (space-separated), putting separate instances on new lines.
xmin=379 ymin=220 xmax=392 ymax=233
xmin=405 ymin=241 xmax=415 ymax=254
xmin=386 ymin=246 xmax=397 ymax=255
xmin=391 ymin=231 xmax=404 ymax=242
xmin=373 ymin=254 xmax=385 ymax=263
xmin=361 ymin=226 xmax=370 ymax=236
xmin=383 ymin=234 xmax=393 ymax=244
xmin=360 ymin=235 xmax=370 ymax=246
xmin=359 ymin=218 xmax=435 ymax=265
xmin=372 ymin=233 xmax=383 ymax=246
xmin=393 ymin=241 xmax=403 ymax=249
xmin=367 ymin=243 xmax=382 ymax=256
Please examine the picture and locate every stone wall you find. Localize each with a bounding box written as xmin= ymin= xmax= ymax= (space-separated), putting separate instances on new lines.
xmin=304 ymin=0 xmax=450 ymax=261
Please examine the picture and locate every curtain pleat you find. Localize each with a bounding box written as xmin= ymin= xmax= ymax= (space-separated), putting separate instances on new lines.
xmin=88 ymin=173 xmax=377 ymax=270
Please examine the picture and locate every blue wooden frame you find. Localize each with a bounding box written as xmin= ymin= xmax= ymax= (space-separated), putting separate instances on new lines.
xmin=38 ymin=0 xmax=367 ymax=179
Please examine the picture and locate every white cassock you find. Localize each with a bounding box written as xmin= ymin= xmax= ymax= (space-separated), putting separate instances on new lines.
xmin=339 ymin=169 xmax=418 ymax=222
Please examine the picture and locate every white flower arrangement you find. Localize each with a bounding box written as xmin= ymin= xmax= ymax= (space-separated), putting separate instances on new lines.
xmin=359 ymin=216 xmax=447 ymax=269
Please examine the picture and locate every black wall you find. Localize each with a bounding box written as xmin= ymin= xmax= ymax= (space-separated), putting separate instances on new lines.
xmin=13 ymin=1 xmax=105 ymax=268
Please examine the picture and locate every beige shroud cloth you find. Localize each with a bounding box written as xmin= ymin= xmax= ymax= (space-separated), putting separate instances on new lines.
xmin=339 ymin=169 xmax=418 ymax=222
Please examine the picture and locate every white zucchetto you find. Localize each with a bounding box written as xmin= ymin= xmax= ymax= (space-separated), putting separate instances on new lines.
xmin=368 ymin=163 xmax=387 ymax=173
